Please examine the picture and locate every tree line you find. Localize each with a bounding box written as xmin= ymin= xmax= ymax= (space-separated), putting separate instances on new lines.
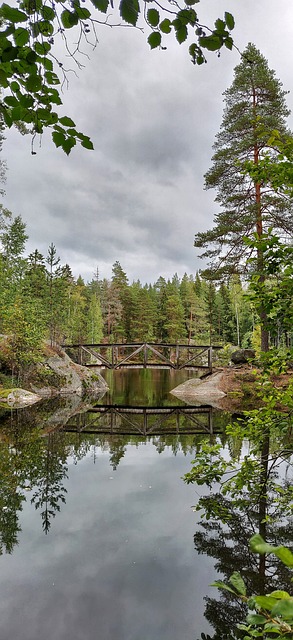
xmin=0 ymin=215 xmax=257 ymax=370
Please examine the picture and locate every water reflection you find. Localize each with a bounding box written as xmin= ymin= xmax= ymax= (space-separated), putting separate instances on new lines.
xmin=0 ymin=401 xmax=229 ymax=550
xmin=191 ymin=425 xmax=293 ymax=640
xmin=2 ymin=369 xmax=290 ymax=640
xmin=0 ymin=421 xmax=217 ymax=640
xmin=99 ymin=367 xmax=196 ymax=406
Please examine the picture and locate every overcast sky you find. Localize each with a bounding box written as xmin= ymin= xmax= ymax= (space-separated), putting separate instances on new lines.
xmin=2 ymin=0 xmax=293 ymax=284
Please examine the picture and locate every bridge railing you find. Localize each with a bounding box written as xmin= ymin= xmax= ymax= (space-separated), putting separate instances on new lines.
xmin=62 ymin=342 xmax=222 ymax=374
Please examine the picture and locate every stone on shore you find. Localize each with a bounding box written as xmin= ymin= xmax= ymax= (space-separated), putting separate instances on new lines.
xmin=29 ymin=349 xmax=108 ymax=397
xmin=171 ymin=372 xmax=226 ymax=404
xmin=230 ymin=349 xmax=255 ymax=364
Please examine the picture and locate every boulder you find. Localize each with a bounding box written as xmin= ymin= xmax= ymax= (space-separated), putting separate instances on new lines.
xmin=29 ymin=349 xmax=108 ymax=397
xmin=231 ymin=349 xmax=255 ymax=364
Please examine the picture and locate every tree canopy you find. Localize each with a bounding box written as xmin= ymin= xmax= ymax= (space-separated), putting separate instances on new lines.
xmin=0 ymin=0 xmax=236 ymax=152
xmin=194 ymin=43 xmax=293 ymax=281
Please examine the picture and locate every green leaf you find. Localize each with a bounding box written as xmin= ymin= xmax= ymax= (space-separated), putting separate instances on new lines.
xmin=90 ymin=0 xmax=109 ymax=13
xmin=224 ymin=36 xmax=233 ymax=51
xmin=270 ymin=591 xmax=291 ymax=599
xmin=75 ymin=6 xmax=91 ymax=19
xmin=250 ymin=535 xmax=293 ymax=567
xmin=119 ymin=0 xmax=140 ymax=26
xmin=229 ymin=572 xmax=246 ymax=596
xmin=159 ymin=19 xmax=171 ymax=34
xmin=177 ymin=9 xmax=196 ymax=24
xmin=1 ymin=4 xmax=27 ymax=23
xmin=62 ymin=136 xmax=76 ymax=155
xmin=36 ymin=20 xmax=54 ymax=36
xmin=36 ymin=107 xmax=52 ymax=121
xmin=26 ymin=74 xmax=42 ymax=92
xmin=59 ymin=116 xmax=76 ymax=127
xmin=45 ymin=71 xmax=60 ymax=85
xmin=147 ymin=9 xmax=160 ymax=27
xmin=41 ymin=57 xmax=53 ymax=71
xmin=13 ymin=27 xmax=30 ymax=46
xmin=271 ymin=598 xmax=293 ymax=620
xmin=199 ymin=34 xmax=222 ymax=51
xmin=225 ymin=11 xmax=235 ymax=30
xmin=34 ymin=41 xmax=51 ymax=55
xmin=175 ymin=24 xmax=188 ymax=44
xmin=1 ymin=107 xmax=13 ymax=127
xmin=61 ymin=10 xmax=79 ymax=28
xmin=22 ymin=0 xmax=42 ymax=12
xmin=275 ymin=547 xmax=293 ymax=568
xmin=10 ymin=80 xmax=20 ymax=92
xmin=24 ymin=48 xmax=37 ymax=64
xmin=2 ymin=45 xmax=18 ymax=62
xmin=11 ymin=105 xmax=27 ymax=121
xmin=147 ymin=31 xmax=161 ymax=50
xmin=4 ymin=95 xmax=18 ymax=107
xmin=81 ymin=136 xmax=94 ymax=150
xmin=41 ymin=5 xmax=55 ymax=20
xmin=18 ymin=93 xmax=34 ymax=107
xmin=214 ymin=18 xmax=225 ymax=32
xmin=210 ymin=580 xmax=237 ymax=595
xmin=254 ymin=595 xmax=279 ymax=610
xmin=52 ymin=131 xmax=66 ymax=148
xmin=246 ymin=614 xmax=267 ymax=625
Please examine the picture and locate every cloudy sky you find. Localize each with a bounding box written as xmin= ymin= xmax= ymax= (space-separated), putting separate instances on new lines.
xmin=2 ymin=0 xmax=293 ymax=284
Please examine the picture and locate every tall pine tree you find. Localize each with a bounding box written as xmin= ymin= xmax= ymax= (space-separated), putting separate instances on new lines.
xmin=195 ymin=44 xmax=293 ymax=349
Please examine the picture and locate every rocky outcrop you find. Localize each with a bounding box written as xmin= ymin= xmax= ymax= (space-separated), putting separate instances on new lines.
xmin=171 ymin=371 xmax=226 ymax=407
xmin=230 ymin=349 xmax=255 ymax=364
xmin=28 ymin=348 xmax=108 ymax=398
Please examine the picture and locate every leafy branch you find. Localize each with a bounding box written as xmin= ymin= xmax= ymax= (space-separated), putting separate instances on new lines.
xmin=0 ymin=0 xmax=236 ymax=152
xmin=212 ymin=535 xmax=293 ymax=639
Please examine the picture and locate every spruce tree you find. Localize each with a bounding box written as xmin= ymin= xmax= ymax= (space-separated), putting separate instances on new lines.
xmin=195 ymin=45 xmax=293 ymax=349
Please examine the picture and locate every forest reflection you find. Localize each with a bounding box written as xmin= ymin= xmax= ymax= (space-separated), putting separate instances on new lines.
xmin=0 ymin=395 xmax=292 ymax=640
xmin=0 ymin=397 xmax=229 ymax=552
xmin=193 ymin=426 xmax=293 ymax=640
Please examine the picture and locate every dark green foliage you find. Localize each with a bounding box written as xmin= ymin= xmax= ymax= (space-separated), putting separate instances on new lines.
xmin=195 ymin=44 xmax=293 ymax=280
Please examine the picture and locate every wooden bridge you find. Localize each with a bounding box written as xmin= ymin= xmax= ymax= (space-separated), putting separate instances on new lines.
xmin=62 ymin=342 xmax=222 ymax=374
xmin=61 ymin=404 xmax=219 ymax=436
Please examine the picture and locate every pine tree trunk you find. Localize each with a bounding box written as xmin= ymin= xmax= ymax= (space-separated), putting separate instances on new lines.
xmin=253 ymin=85 xmax=269 ymax=352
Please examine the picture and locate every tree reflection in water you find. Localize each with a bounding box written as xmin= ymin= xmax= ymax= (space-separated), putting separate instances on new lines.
xmin=188 ymin=424 xmax=293 ymax=640
xmin=0 ymin=400 xmax=224 ymax=551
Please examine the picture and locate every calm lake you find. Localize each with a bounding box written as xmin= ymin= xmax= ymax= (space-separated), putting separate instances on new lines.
xmin=0 ymin=369 xmax=289 ymax=640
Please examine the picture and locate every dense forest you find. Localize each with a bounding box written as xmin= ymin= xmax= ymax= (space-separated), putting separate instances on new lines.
xmin=0 ymin=213 xmax=257 ymax=359
xmin=0 ymin=210 xmax=292 ymax=377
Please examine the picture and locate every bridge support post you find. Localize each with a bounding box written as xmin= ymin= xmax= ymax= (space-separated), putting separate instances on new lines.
xmin=208 ymin=408 xmax=213 ymax=434
xmin=176 ymin=344 xmax=179 ymax=368
xmin=144 ymin=343 xmax=148 ymax=368
xmin=208 ymin=347 xmax=213 ymax=373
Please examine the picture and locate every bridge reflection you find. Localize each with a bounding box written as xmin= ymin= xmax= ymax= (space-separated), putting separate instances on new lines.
xmin=62 ymin=404 xmax=219 ymax=436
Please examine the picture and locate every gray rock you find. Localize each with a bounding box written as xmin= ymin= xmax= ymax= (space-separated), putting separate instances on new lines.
xmin=4 ymin=389 xmax=41 ymax=408
xmin=171 ymin=372 xmax=226 ymax=400
xmin=231 ymin=349 xmax=255 ymax=364
xmin=30 ymin=349 xmax=108 ymax=397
